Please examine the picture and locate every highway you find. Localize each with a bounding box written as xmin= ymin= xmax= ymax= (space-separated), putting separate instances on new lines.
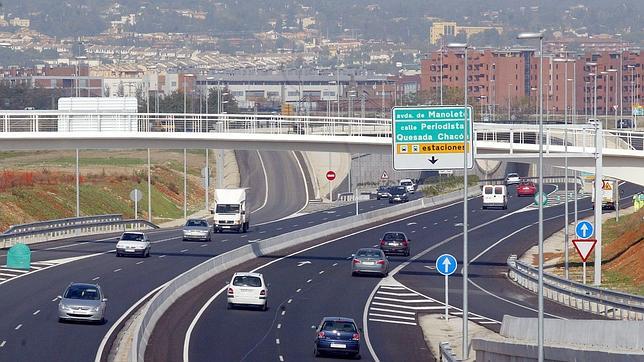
xmin=156 ymin=182 xmax=638 ymax=362
xmin=0 ymin=150 xmax=310 ymax=361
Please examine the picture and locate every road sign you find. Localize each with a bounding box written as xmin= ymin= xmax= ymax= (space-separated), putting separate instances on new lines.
xmin=380 ymin=170 xmax=389 ymax=180
xmin=575 ymin=221 xmax=594 ymax=239
xmin=572 ymin=239 xmax=597 ymax=262
xmin=326 ymin=170 xmax=336 ymax=181
xmin=438 ymin=170 xmax=454 ymax=175
xmin=534 ymin=192 xmax=548 ymax=206
xmin=392 ymin=106 xmax=473 ymax=170
xmin=602 ymin=180 xmax=613 ymax=190
xmin=436 ymin=254 xmax=457 ymax=276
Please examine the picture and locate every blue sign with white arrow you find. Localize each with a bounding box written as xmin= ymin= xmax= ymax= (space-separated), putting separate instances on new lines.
xmin=436 ymin=254 xmax=457 ymax=276
xmin=575 ymin=221 xmax=594 ymax=239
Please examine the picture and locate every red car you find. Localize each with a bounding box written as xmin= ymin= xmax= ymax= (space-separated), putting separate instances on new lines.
xmin=517 ymin=181 xmax=537 ymax=197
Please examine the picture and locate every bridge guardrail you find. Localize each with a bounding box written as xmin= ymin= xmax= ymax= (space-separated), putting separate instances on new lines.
xmin=3 ymin=214 xmax=123 ymax=235
xmin=131 ymin=186 xmax=481 ymax=361
xmin=1 ymin=217 xmax=158 ymax=249
xmin=507 ymin=255 xmax=644 ymax=321
xmin=439 ymin=342 xmax=459 ymax=362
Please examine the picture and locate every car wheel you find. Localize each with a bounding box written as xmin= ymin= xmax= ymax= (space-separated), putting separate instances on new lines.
xmin=146 ymin=248 xmax=151 ymax=257
xmin=314 ymin=346 xmax=321 ymax=357
xmin=351 ymin=271 xmax=357 ymax=277
xmin=377 ymin=196 xmax=380 ymax=200
xmin=262 ymin=302 xmax=268 ymax=311
xmin=58 ymin=318 xmax=65 ymax=323
xmin=227 ymin=303 xmax=233 ymax=310
xmin=354 ymin=353 xmax=361 ymax=360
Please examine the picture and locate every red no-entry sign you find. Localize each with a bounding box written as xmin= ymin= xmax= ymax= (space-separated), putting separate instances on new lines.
xmin=326 ymin=170 xmax=336 ymax=181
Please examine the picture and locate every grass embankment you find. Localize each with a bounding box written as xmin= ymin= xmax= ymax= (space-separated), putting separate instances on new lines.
xmin=419 ymin=175 xmax=480 ymax=197
xmin=0 ymin=150 xmax=215 ymax=230
xmin=554 ymin=208 xmax=644 ymax=295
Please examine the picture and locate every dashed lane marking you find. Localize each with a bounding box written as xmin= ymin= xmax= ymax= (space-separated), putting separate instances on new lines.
xmin=277 ymin=323 xmax=281 ymax=329
xmin=92 ymin=277 xmax=100 ymax=281
xmin=136 ymin=261 xmax=144 ymax=265
xmin=113 ymin=268 xmax=122 ymax=273
xmin=275 ymin=339 xmax=280 ymax=345
xmin=33 ymin=310 xmax=40 ymax=316
xmin=15 ymin=324 xmax=22 ymax=330
xmin=0 ymin=341 xmax=5 ymax=348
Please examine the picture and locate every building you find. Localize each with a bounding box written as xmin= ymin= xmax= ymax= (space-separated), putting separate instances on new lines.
xmin=0 ymin=65 xmax=103 ymax=97
xmin=429 ymin=21 xmax=503 ymax=46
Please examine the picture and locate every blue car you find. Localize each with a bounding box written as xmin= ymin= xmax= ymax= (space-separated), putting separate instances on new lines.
xmin=314 ymin=317 xmax=361 ymax=359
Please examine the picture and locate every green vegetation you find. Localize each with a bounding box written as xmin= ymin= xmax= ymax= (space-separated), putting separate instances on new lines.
xmin=602 ymin=270 xmax=644 ymax=296
xmin=419 ymin=175 xmax=480 ymax=197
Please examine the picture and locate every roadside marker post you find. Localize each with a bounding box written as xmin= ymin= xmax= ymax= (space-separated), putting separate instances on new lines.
xmin=572 ymin=239 xmax=597 ymax=284
xmin=436 ymin=254 xmax=458 ymax=321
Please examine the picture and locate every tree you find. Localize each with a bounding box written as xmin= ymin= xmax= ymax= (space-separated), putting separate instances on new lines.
xmin=206 ymin=87 xmax=238 ymax=114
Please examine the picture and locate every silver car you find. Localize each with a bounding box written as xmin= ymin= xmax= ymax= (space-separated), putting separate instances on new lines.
xmin=58 ymin=282 xmax=107 ymax=323
xmin=351 ymin=248 xmax=389 ymax=277
xmin=183 ymin=218 xmax=213 ymax=241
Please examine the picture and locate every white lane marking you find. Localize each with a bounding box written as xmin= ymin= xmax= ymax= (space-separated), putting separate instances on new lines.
xmin=378 ymin=286 xmax=406 ymax=290
xmin=296 ymin=288 xmax=302 ymax=293
xmin=159 ymin=255 xmax=166 ymax=258
xmin=277 ymin=323 xmax=281 ymax=329
xmin=51 ymin=297 xmax=58 ymax=302
xmin=287 ymin=299 xmax=293 ymax=304
xmin=411 ymin=231 xmax=416 ymax=233
xmin=375 ymin=291 xmax=419 ymax=297
xmin=29 ymin=266 xmax=43 ymax=270
xmin=308 ymin=221 xmax=314 ymax=224
xmin=306 ymin=279 xmax=312 ymax=283
xmin=201 ymin=244 xmax=208 ymax=247
xmin=113 ymin=268 xmax=122 ymax=273
xmin=293 ymin=224 xmax=299 ymax=227
xmin=422 ymin=226 xmax=427 ymax=229
xmin=368 ymin=313 xmax=416 ymax=321
xmin=322 ymin=218 xmax=328 ymax=221
xmin=136 ymin=261 xmax=144 ymax=265
xmin=279 ymin=356 xmax=284 ymax=362
xmin=332 ymin=263 xmax=338 ymax=267
xmin=369 ymin=307 xmax=415 ymax=316
xmin=251 ymin=151 xmax=270 ymax=215
xmin=259 ymin=231 xmax=266 ymax=234
xmin=0 ymin=273 xmax=19 ymax=277
xmin=406 ymin=222 xmax=417 ymax=226
xmin=1 ymin=268 xmax=29 ymax=274
xmin=0 ymin=341 xmax=5 ymax=347
xmin=248 ymin=239 xmax=260 ymax=243
xmin=33 ymin=310 xmax=40 ymax=316
xmin=480 ymin=321 xmax=501 ymax=325
xmin=240 ymin=235 xmax=247 ymax=238
xmin=373 ymin=296 xmax=434 ymax=304
xmin=30 ymin=262 xmax=56 ymax=266
xmin=0 ymin=278 xmax=6 ymax=281
xmin=180 ymin=249 xmax=189 ymax=253
xmin=277 ymin=227 xmax=283 ymax=231
xmin=371 ymin=302 xmax=444 ymax=310
xmin=368 ymin=318 xmax=416 ymax=326
xmin=221 ymin=239 xmax=228 ymax=242
xmin=443 ymin=219 xmax=448 ymax=222
xmin=92 ymin=277 xmax=100 ymax=281
xmin=275 ymin=338 xmax=280 ymax=345
xmin=95 ymin=284 xmax=167 ymax=362
xmin=185 ymin=196 xmax=477 ymax=362
xmin=297 ymin=261 xmax=311 ymax=267
xmin=15 ymin=324 xmax=22 ymax=330
xmin=318 ymin=271 xmax=324 ymax=275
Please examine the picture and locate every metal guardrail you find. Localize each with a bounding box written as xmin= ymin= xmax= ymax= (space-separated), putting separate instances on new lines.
xmin=1 ymin=217 xmax=159 ymax=249
xmin=439 ymin=342 xmax=459 ymax=362
xmin=0 ymin=112 xmax=642 ymax=152
xmin=132 ymin=186 xmax=482 ymax=361
xmin=3 ymin=214 xmax=123 ymax=235
xmin=507 ymin=255 xmax=644 ymax=321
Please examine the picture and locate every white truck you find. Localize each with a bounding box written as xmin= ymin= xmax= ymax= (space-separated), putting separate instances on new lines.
xmin=212 ymin=188 xmax=250 ymax=233
xmin=591 ymin=179 xmax=616 ymax=210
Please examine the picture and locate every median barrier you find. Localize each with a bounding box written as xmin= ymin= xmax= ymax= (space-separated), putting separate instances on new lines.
xmin=131 ymin=186 xmax=481 ymax=361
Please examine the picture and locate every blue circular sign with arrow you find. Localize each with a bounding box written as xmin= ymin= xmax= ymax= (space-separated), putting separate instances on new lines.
xmin=436 ymin=254 xmax=458 ymax=276
xmin=575 ymin=221 xmax=594 ymax=239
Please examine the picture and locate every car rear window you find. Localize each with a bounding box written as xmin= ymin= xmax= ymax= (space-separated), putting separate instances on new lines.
xmin=232 ymin=276 xmax=262 ymax=287
xmin=484 ymin=186 xmax=493 ymax=194
xmin=383 ymin=233 xmax=405 ymax=241
xmin=494 ymin=186 xmax=504 ymax=194
xmin=356 ymin=249 xmax=383 ymax=258
xmin=186 ymin=220 xmax=208 ymax=227
xmin=322 ymin=321 xmax=357 ymax=332
xmin=121 ymin=233 xmax=144 ymax=241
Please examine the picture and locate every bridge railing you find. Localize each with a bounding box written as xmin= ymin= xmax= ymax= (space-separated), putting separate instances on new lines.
xmin=1 ymin=112 xmax=643 ymax=152
xmin=439 ymin=342 xmax=459 ymax=362
xmin=0 ymin=214 xmax=158 ymax=249
xmin=507 ymin=255 xmax=644 ymax=321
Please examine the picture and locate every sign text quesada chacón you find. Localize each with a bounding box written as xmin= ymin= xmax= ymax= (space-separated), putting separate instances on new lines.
xmin=396 ymin=133 xmax=466 ymax=141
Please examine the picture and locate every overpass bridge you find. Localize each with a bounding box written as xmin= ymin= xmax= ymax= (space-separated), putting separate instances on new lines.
xmin=0 ymin=111 xmax=643 ymax=185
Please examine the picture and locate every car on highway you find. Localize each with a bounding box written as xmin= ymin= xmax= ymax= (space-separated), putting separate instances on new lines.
xmin=227 ymin=272 xmax=268 ymax=310
xmin=388 ymin=186 xmax=409 ymax=203
xmin=505 ymin=173 xmax=521 ymax=185
xmin=482 ymin=184 xmax=508 ymax=210
xmin=379 ymin=231 xmax=411 ymax=256
xmin=516 ymin=181 xmax=537 ymax=197
xmin=376 ymin=185 xmax=391 ymax=200
xmin=57 ymin=282 xmax=107 ymax=323
xmin=351 ymin=248 xmax=389 ymax=277
xmin=182 ymin=218 xmax=213 ymax=241
xmin=314 ymin=317 xmax=361 ymax=359
xmin=399 ymin=178 xmax=416 ymax=193
xmin=115 ymin=231 xmax=151 ymax=257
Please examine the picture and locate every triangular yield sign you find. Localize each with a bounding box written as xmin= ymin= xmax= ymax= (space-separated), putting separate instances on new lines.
xmin=381 ymin=170 xmax=389 ymax=180
xmin=572 ymin=239 xmax=597 ymax=262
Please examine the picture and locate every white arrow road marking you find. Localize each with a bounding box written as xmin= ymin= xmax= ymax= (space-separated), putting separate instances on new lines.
xmin=297 ymin=261 xmax=311 ymax=267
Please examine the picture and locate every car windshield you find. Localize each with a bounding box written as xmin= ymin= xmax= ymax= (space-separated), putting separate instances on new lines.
xmin=378 ymin=186 xmax=388 ymax=192
xmin=232 ymin=276 xmax=262 ymax=287
xmin=401 ymin=181 xmax=412 ymax=186
xmin=186 ymin=219 xmax=208 ymax=227
xmin=64 ymin=285 xmax=100 ymax=300
xmin=216 ymin=204 xmax=240 ymax=213
xmin=507 ymin=173 xmax=519 ymax=178
xmin=356 ymin=249 xmax=383 ymax=258
xmin=121 ymin=233 xmax=143 ymax=241
xmin=322 ymin=321 xmax=357 ymax=333
xmin=383 ymin=233 xmax=405 ymax=241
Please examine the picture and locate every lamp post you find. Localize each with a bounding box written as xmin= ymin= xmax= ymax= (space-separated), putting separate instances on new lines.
xmin=447 ymin=41 xmax=469 ymax=360
xmin=517 ymin=31 xmax=544 ymax=362
xmin=608 ymin=69 xmax=618 ymax=128
xmin=627 ymin=65 xmax=636 ymax=121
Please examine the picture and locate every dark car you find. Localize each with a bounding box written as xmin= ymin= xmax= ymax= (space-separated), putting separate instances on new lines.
xmin=376 ymin=186 xmax=391 ymax=200
xmin=388 ymin=186 xmax=409 ymax=203
xmin=314 ymin=317 xmax=361 ymax=359
xmin=379 ymin=231 xmax=411 ymax=256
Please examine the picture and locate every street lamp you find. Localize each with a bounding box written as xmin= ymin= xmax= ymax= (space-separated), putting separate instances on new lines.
xmin=600 ymin=71 xmax=609 ymax=122
xmin=607 ymin=69 xmax=618 ymax=128
xmin=517 ymin=31 xmax=544 ymax=362
xmin=627 ymin=65 xmax=636 ymax=120
xmin=446 ymin=41 xmax=470 ymax=360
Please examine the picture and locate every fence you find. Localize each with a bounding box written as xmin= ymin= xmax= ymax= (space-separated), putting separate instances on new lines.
xmin=439 ymin=342 xmax=459 ymax=362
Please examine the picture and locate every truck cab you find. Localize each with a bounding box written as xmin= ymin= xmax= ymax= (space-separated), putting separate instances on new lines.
xmin=212 ymin=188 xmax=250 ymax=233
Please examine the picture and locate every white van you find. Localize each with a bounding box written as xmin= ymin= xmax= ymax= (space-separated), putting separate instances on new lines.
xmin=482 ymin=185 xmax=508 ymax=210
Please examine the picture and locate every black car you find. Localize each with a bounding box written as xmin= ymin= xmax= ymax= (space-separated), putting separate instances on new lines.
xmin=376 ymin=186 xmax=391 ymax=200
xmin=379 ymin=231 xmax=411 ymax=256
xmin=388 ymin=186 xmax=409 ymax=203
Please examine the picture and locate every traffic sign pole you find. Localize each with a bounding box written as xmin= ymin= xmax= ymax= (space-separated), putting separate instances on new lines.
xmin=436 ymin=254 xmax=457 ymax=322
xmin=445 ymin=274 xmax=449 ymax=321
xmin=583 ymin=262 xmax=587 ymax=284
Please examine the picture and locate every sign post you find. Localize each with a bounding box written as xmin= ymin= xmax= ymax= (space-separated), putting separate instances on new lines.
xmin=130 ymin=188 xmax=143 ymax=219
xmin=436 ymin=254 xmax=458 ymax=321
xmin=572 ymin=239 xmax=597 ymax=284
xmin=326 ymin=170 xmax=336 ymax=202
xmin=391 ymin=106 xmax=473 ymax=170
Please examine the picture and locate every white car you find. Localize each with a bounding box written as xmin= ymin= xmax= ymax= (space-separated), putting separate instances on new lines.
xmin=227 ymin=272 xmax=268 ymax=310
xmin=505 ymin=173 xmax=521 ymax=185
xmin=115 ymin=231 xmax=151 ymax=257
xmin=399 ymin=179 xmax=416 ymax=194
